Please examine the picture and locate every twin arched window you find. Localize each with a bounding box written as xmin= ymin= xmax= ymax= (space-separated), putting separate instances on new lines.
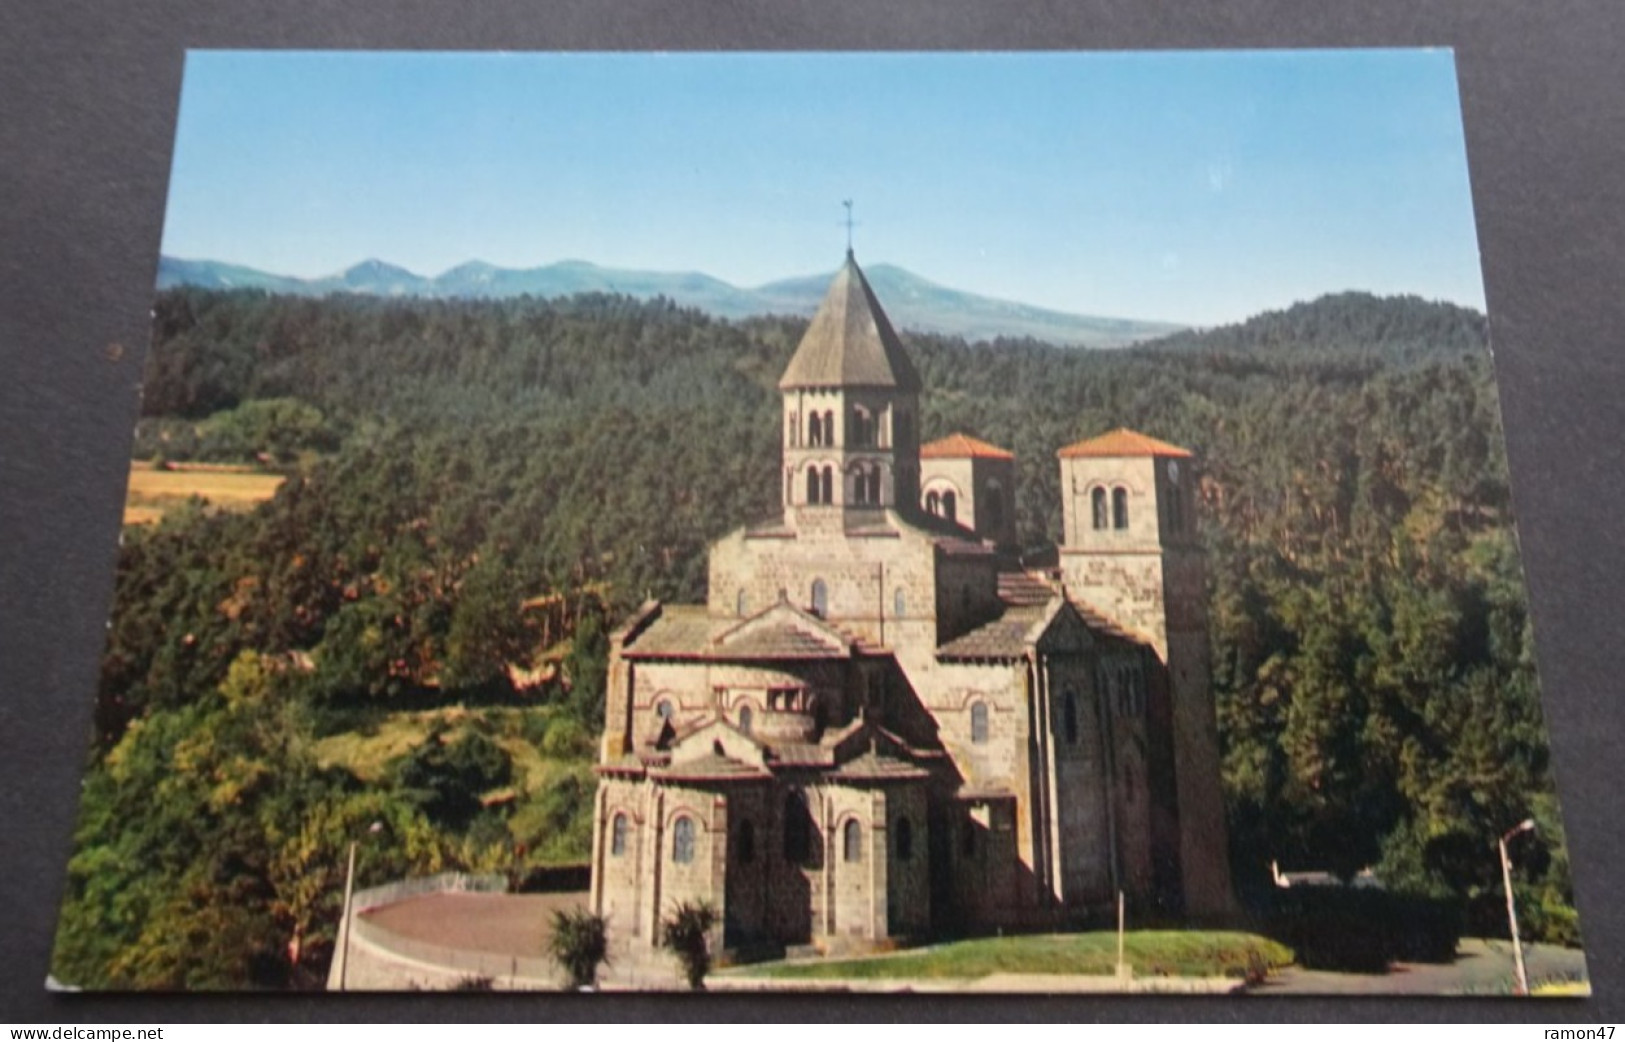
xmin=808 ymin=409 xmax=836 ymax=447
xmin=850 ymin=406 xmax=876 ymax=447
xmin=672 ymin=816 xmax=695 ymax=864
xmin=850 ymin=463 xmax=882 ymax=506
xmin=806 ymin=464 xmax=835 ymax=504
xmin=1091 ymin=486 xmax=1131 ymax=530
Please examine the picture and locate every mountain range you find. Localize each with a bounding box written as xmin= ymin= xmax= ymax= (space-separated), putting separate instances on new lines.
xmin=156 ymin=256 xmax=1184 ymax=348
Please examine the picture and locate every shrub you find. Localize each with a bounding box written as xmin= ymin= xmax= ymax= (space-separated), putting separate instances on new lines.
xmin=1266 ymin=887 xmax=1463 ymax=972
xmin=547 ymin=908 xmax=610 ymax=991
xmin=660 ymin=901 xmax=717 ymax=990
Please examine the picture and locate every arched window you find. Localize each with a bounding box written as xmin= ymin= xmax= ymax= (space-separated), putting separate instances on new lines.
xmin=821 ymin=466 xmax=833 ymax=505
xmin=1064 ymin=690 xmax=1079 ymax=744
xmin=807 ymin=465 xmax=821 ymax=504
xmin=736 ymin=589 xmax=748 ymax=616
xmin=824 ymin=410 xmax=835 ymax=445
xmin=1112 ymin=487 xmax=1129 ymax=530
xmin=843 ymin=819 xmax=863 ymax=863
xmin=783 ymin=791 xmax=810 ymax=863
xmin=895 ymin=816 xmax=914 ymax=861
xmin=925 ymin=490 xmax=941 ymax=515
xmin=672 ymin=816 xmax=695 ymax=864
xmin=611 ymin=812 xmax=628 ymax=857
xmin=851 ymin=407 xmax=874 ymax=447
xmin=809 ymin=412 xmax=823 ymax=447
xmin=851 ymin=465 xmax=870 ymax=505
xmin=657 ymin=699 xmax=674 ymax=721
xmin=942 ymin=489 xmax=958 ymax=522
xmin=866 ymin=465 xmax=881 ymax=505
xmin=738 ymin=704 xmax=753 ymax=735
xmin=971 ymin=701 xmax=989 ymax=744
xmin=810 ymin=578 xmax=828 ymax=617
xmin=1091 ymin=487 xmax=1109 ymax=530
xmin=894 ymin=586 xmax=906 ymax=618
xmin=735 ymin=820 xmax=756 ymax=864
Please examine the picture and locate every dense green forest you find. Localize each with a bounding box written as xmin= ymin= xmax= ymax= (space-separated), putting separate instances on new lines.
xmin=52 ymin=287 xmax=1579 ymax=988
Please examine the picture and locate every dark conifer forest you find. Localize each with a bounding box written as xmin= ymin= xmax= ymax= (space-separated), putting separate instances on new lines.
xmin=51 ymin=286 xmax=1580 ymax=988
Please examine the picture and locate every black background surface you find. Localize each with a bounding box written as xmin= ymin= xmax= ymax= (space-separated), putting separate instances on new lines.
xmin=3 ymin=0 xmax=1622 ymax=1023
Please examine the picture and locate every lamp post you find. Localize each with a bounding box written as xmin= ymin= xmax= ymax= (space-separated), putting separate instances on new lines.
xmin=1498 ymin=817 xmax=1535 ymax=996
xmin=336 ymin=820 xmax=383 ymax=991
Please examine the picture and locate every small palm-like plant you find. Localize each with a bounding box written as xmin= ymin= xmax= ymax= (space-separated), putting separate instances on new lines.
xmin=547 ymin=907 xmax=610 ymax=991
xmin=659 ymin=900 xmax=717 ymax=990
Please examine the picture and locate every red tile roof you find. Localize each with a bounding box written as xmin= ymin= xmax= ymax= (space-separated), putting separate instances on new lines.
xmin=920 ymin=432 xmax=1015 ymax=461
xmin=1056 ymin=427 xmax=1193 ymax=459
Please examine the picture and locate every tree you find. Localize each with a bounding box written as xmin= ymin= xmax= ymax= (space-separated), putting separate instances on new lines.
xmin=547 ymin=907 xmax=610 ymax=990
xmin=659 ymin=901 xmax=717 ymax=990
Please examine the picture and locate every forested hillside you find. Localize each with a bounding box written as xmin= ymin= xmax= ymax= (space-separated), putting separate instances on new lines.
xmin=52 ymin=287 xmax=1579 ymax=988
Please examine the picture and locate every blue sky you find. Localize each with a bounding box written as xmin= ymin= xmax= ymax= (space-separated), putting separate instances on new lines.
xmin=162 ymin=50 xmax=1485 ymax=326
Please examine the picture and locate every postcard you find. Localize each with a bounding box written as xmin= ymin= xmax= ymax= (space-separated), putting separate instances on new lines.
xmin=49 ymin=50 xmax=1588 ymax=997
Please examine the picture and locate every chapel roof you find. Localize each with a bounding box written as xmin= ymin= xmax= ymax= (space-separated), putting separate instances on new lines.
xmin=1056 ymin=427 xmax=1193 ymax=459
xmin=920 ymin=432 xmax=1015 ymax=461
xmin=778 ymin=252 xmax=923 ymax=392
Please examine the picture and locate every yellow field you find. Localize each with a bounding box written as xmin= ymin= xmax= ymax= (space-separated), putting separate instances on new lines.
xmin=124 ymin=460 xmax=284 ymax=525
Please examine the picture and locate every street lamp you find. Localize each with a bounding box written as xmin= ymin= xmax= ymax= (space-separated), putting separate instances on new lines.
xmin=1498 ymin=817 xmax=1536 ymax=996
xmin=336 ymin=820 xmax=384 ymax=991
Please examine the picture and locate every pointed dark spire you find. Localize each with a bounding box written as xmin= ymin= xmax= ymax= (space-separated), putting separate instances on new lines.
xmin=777 ymin=254 xmax=921 ymax=392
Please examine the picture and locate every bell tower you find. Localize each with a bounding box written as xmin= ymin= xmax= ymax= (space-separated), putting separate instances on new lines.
xmin=779 ymin=251 xmax=921 ymax=528
xmin=1054 ymin=427 xmax=1236 ymax=918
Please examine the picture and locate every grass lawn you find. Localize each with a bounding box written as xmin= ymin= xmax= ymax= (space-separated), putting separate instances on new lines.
xmin=125 ymin=460 xmax=284 ymax=525
xmin=736 ymin=931 xmax=1293 ymax=982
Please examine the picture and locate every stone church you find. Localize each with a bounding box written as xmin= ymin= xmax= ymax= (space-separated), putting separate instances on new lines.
xmin=588 ymin=251 xmax=1234 ymax=956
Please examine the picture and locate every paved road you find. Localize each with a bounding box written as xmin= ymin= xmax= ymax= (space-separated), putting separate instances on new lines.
xmin=1254 ymin=939 xmax=1590 ymax=996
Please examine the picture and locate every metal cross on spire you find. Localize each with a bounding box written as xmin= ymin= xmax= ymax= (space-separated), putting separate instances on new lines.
xmin=842 ymin=199 xmax=855 ymax=256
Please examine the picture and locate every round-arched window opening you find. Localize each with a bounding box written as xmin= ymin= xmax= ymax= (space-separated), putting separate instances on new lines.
xmin=1112 ymin=487 xmax=1130 ymax=530
xmin=843 ymin=819 xmax=863 ymax=863
xmin=656 ymin=700 xmax=674 ymax=721
xmin=672 ymin=816 xmax=695 ymax=864
xmin=1092 ymin=486 xmax=1109 ymax=530
xmin=811 ymin=578 xmax=828 ymax=617
xmin=971 ymin=701 xmax=989 ymax=744
xmin=611 ymin=812 xmax=629 ymax=857
xmin=738 ymin=704 xmax=753 ymax=736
